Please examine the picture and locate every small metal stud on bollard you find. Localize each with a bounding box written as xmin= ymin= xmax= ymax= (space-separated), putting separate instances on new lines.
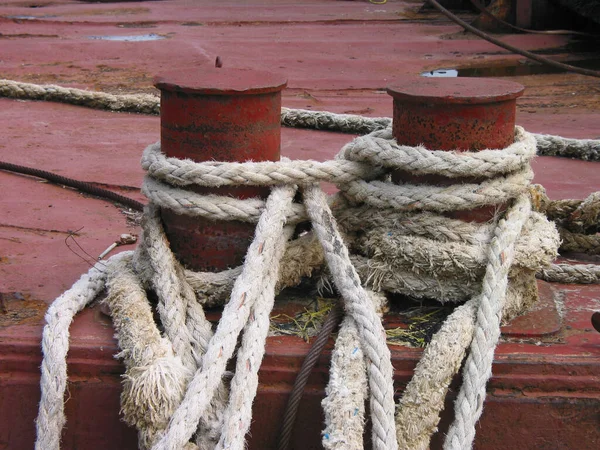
xmin=154 ymin=66 xmax=287 ymax=271
xmin=387 ymin=76 xmax=524 ymax=222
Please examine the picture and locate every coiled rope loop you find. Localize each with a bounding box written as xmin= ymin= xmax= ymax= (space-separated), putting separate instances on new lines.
xmin=35 ymin=117 xmax=599 ymax=450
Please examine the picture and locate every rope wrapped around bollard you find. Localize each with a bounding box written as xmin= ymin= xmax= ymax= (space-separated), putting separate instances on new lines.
xmin=0 ymin=78 xmax=598 ymax=160
xmin=37 ymin=121 xmax=599 ymax=450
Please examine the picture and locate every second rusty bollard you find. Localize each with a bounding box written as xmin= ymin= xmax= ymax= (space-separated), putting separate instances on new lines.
xmin=387 ymin=76 xmax=524 ymax=222
xmin=154 ymin=67 xmax=287 ymax=271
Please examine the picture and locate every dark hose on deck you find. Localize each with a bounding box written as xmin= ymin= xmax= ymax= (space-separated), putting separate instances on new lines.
xmin=428 ymin=0 xmax=600 ymax=79
xmin=0 ymin=160 xmax=145 ymax=211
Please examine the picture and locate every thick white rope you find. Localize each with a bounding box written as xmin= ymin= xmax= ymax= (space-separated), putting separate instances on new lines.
xmin=104 ymin=255 xmax=193 ymax=449
xmin=539 ymin=263 xmax=600 ymax=284
xmin=141 ymin=206 xmax=197 ymax=369
xmin=444 ymin=195 xmax=532 ymax=450
xmin=322 ymin=315 xmax=368 ymax=450
xmin=141 ymin=142 xmax=378 ymax=187
xmin=304 ymin=184 xmax=398 ymax=450
xmin=141 ymin=128 xmax=533 ymax=187
xmin=0 ymin=79 xmax=160 ymax=114
xmin=396 ymin=298 xmax=478 ymax=450
xmin=138 ymin=205 xmax=230 ymax=448
xmin=361 ymin=212 xmax=558 ymax=276
xmin=2 ymin=77 xmax=599 ymax=161
xmin=280 ymin=106 xmax=392 ymax=134
xmin=141 ymin=176 xmax=308 ymax=224
xmin=31 ymin=106 xmax=596 ymax=450
xmin=339 ymin=126 xmax=537 ymax=178
xmin=143 ymin=128 xmax=535 ymax=217
xmin=535 ymin=133 xmax=599 ymax=161
xmin=338 ymin=205 xmax=495 ymax=245
xmin=145 ymin=166 xmax=531 ymax=218
xmin=341 ymin=167 xmax=533 ymax=213
xmin=322 ymin=291 xmax=387 ymax=450
xmin=35 ymin=252 xmax=130 ymax=450
xmin=152 ymin=184 xmax=296 ymax=450
xmin=217 ymin=222 xmax=296 ymax=450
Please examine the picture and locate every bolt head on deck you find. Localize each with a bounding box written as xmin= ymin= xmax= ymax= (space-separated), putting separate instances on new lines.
xmin=155 ymin=67 xmax=287 ymax=271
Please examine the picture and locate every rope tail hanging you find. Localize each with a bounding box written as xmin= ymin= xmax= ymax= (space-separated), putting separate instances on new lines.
xmin=29 ymin=97 xmax=599 ymax=449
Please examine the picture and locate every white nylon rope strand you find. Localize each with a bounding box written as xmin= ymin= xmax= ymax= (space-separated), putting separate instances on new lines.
xmin=152 ymin=184 xmax=297 ymax=450
xmin=303 ymin=184 xmax=398 ymax=450
xmin=35 ymin=252 xmax=131 ymax=450
xmin=217 ymin=192 xmax=296 ymax=449
xmin=444 ymin=195 xmax=532 ymax=450
xmin=139 ymin=206 xmax=230 ymax=448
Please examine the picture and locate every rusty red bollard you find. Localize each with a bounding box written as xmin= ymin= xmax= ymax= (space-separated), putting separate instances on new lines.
xmin=387 ymin=77 xmax=524 ymax=222
xmin=386 ymin=76 xmax=544 ymax=321
xmin=154 ymin=67 xmax=287 ymax=271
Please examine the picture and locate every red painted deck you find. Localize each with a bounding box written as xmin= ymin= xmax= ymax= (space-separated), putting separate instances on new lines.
xmin=0 ymin=1 xmax=599 ymax=449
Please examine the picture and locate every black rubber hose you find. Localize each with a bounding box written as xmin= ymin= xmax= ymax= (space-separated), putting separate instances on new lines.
xmin=277 ymin=303 xmax=344 ymax=450
xmin=592 ymin=311 xmax=600 ymax=333
xmin=428 ymin=0 xmax=600 ymax=78
xmin=0 ymin=160 xmax=145 ymax=211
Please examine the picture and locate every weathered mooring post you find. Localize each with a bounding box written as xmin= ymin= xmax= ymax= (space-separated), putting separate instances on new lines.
xmin=386 ymin=77 xmax=541 ymax=311
xmin=154 ymin=67 xmax=287 ymax=271
xmin=387 ymin=76 xmax=524 ymax=222
xmin=385 ymin=76 xmax=556 ymax=446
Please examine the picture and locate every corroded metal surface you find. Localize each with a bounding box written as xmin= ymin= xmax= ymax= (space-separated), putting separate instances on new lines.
xmin=388 ymin=77 xmax=524 ymax=150
xmin=388 ymin=76 xmax=524 ymax=222
xmin=156 ymin=68 xmax=286 ymax=270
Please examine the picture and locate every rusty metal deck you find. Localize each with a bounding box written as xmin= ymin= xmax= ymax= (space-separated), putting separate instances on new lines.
xmin=0 ymin=1 xmax=599 ymax=449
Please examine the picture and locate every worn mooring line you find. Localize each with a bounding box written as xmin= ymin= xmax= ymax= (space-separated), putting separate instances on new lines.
xmin=0 ymin=76 xmax=598 ymax=449
xmin=31 ymin=120 xmax=574 ymax=450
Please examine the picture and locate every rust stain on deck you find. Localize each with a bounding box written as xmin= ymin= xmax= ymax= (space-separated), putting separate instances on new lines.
xmin=0 ymin=292 xmax=46 ymax=328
